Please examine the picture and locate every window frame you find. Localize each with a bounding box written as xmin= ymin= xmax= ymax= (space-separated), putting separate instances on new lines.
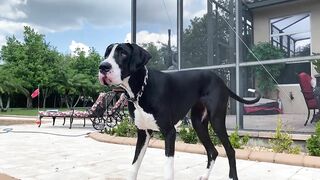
xmin=269 ymin=13 xmax=311 ymax=57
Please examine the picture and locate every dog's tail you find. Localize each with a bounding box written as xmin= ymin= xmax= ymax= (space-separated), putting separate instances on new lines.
xmin=228 ymin=88 xmax=261 ymax=104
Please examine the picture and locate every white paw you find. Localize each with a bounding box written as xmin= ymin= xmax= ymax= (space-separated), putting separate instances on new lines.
xmin=197 ymin=175 xmax=208 ymax=180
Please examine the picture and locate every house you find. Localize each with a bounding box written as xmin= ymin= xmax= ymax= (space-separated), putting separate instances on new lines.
xmin=131 ymin=0 xmax=320 ymax=122
xmin=246 ymin=0 xmax=320 ymax=113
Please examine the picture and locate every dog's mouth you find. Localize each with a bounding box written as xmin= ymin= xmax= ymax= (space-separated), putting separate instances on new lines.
xmin=99 ymin=72 xmax=112 ymax=86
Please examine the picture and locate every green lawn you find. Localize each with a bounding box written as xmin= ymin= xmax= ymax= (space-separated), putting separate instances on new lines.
xmin=0 ymin=108 xmax=86 ymax=116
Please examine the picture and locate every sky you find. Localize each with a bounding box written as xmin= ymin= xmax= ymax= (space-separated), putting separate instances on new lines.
xmin=0 ymin=0 xmax=206 ymax=56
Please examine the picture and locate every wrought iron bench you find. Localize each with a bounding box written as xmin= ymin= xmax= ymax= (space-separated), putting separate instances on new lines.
xmin=38 ymin=91 xmax=127 ymax=129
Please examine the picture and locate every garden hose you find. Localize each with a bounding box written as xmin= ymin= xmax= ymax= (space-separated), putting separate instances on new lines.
xmin=0 ymin=127 xmax=92 ymax=137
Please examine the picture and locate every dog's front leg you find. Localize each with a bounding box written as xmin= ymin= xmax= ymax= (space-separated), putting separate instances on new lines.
xmin=128 ymin=129 xmax=152 ymax=180
xmin=164 ymin=127 xmax=176 ymax=180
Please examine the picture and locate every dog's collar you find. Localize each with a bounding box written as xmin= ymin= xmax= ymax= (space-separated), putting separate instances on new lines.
xmin=123 ymin=66 xmax=148 ymax=103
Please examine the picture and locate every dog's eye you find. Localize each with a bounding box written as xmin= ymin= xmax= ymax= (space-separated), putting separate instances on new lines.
xmin=120 ymin=51 xmax=127 ymax=58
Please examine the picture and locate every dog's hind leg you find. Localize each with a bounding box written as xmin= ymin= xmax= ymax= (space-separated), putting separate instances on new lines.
xmin=163 ymin=127 xmax=176 ymax=180
xmin=211 ymin=113 xmax=238 ymax=180
xmin=128 ymin=129 xmax=152 ymax=180
xmin=191 ymin=103 xmax=218 ymax=180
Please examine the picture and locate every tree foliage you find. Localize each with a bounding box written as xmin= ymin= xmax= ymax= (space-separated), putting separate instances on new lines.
xmin=181 ymin=0 xmax=233 ymax=69
xmin=141 ymin=42 xmax=177 ymax=71
xmin=0 ymin=26 xmax=104 ymax=108
xmin=1 ymin=27 xmax=53 ymax=107
xmin=182 ymin=15 xmax=208 ymax=68
xmin=0 ymin=66 xmax=27 ymax=111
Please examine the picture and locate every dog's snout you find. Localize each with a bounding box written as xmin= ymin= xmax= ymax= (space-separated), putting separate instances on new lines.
xmin=99 ymin=62 xmax=112 ymax=74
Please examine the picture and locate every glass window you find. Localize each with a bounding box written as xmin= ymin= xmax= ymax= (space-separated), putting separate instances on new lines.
xmin=270 ymin=13 xmax=311 ymax=57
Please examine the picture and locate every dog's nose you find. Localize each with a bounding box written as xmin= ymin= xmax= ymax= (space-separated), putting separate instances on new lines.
xmin=99 ymin=61 xmax=112 ymax=74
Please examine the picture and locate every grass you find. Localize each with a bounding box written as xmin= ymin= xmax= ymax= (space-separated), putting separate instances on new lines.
xmin=0 ymin=107 xmax=86 ymax=116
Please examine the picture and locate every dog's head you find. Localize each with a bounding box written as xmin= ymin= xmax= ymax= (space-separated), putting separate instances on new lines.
xmin=98 ymin=43 xmax=151 ymax=86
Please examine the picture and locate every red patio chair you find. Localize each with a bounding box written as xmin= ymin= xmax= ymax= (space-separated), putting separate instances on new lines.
xmin=298 ymin=72 xmax=319 ymax=126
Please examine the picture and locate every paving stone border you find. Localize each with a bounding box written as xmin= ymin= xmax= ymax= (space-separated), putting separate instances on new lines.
xmin=89 ymin=132 xmax=320 ymax=169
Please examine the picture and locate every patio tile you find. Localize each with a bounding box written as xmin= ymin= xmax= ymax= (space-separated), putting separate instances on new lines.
xmin=1 ymin=123 xmax=320 ymax=180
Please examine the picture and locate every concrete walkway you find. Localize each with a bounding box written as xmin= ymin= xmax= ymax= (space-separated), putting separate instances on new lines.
xmin=0 ymin=123 xmax=320 ymax=180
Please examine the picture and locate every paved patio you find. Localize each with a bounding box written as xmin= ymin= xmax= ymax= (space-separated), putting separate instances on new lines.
xmin=0 ymin=122 xmax=320 ymax=180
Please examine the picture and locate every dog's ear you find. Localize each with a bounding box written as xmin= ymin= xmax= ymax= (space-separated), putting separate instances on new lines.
xmin=104 ymin=44 xmax=114 ymax=59
xmin=128 ymin=43 xmax=151 ymax=72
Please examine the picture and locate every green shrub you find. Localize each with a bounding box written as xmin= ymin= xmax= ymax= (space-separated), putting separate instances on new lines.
xmin=154 ymin=132 xmax=165 ymax=140
xmin=104 ymin=127 xmax=115 ymax=135
xmin=105 ymin=117 xmax=137 ymax=137
xmin=269 ymin=119 xmax=301 ymax=154
xmin=229 ymin=127 xmax=249 ymax=149
xmin=307 ymin=122 xmax=320 ymax=156
xmin=208 ymin=124 xmax=221 ymax=145
xmin=179 ymin=126 xmax=198 ymax=144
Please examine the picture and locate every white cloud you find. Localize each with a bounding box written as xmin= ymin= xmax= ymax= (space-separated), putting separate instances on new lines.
xmin=183 ymin=0 xmax=206 ymax=27
xmin=188 ymin=9 xmax=206 ymax=19
xmin=0 ymin=19 xmax=56 ymax=48
xmin=0 ymin=20 xmax=28 ymax=34
xmin=137 ymin=0 xmax=176 ymax=25
xmin=0 ymin=0 xmax=206 ymax=54
xmin=0 ymin=0 xmax=27 ymax=20
xmin=0 ymin=20 xmax=26 ymax=48
xmin=20 ymin=0 xmax=131 ymax=32
xmin=0 ymin=0 xmax=131 ymax=35
xmin=69 ymin=40 xmax=90 ymax=57
xmin=125 ymin=31 xmax=177 ymax=49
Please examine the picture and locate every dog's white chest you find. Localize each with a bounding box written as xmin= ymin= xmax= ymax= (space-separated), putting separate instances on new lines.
xmin=133 ymin=103 xmax=159 ymax=131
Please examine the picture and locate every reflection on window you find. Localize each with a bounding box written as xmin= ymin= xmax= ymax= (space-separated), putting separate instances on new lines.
xmin=270 ymin=14 xmax=311 ymax=57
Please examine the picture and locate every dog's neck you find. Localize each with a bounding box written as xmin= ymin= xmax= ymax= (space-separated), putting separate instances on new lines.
xmin=121 ymin=66 xmax=148 ymax=102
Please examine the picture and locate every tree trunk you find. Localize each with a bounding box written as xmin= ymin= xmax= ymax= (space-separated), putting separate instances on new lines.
xmin=42 ymin=88 xmax=49 ymax=108
xmin=72 ymin=95 xmax=81 ymax=108
xmin=0 ymin=96 xmax=3 ymax=111
xmin=65 ymin=96 xmax=70 ymax=109
xmin=60 ymin=96 xmax=63 ymax=108
xmin=69 ymin=96 xmax=75 ymax=107
xmin=53 ymin=95 xmax=56 ymax=108
xmin=26 ymin=96 xmax=32 ymax=108
xmin=43 ymin=97 xmax=46 ymax=109
xmin=4 ymin=97 xmax=10 ymax=110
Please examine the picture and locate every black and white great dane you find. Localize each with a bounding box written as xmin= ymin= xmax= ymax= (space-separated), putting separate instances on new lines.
xmin=98 ymin=43 xmax=261 ymax=180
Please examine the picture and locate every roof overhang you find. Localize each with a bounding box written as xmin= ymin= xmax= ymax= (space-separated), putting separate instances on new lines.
xmin=245 ymin=0 xmax=298 ymax=9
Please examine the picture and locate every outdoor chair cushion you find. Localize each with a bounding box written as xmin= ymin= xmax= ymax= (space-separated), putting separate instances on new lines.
xmin=72 ymin=92 xmax=108 ymax=118
xmin=306 ymin=99 xmax=318 ymax=109
xmin=39 ymin=110 xmax=72 ymax=117
xmin=38 ymin=92 xmax=107 ymax=118
xmin=298 ymin=72 xmax=314 ymax=99
xmin=106 ymin=93 xmax=126 ymax=115
xmin=72 ymin=110 xmax=90 ymax=118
